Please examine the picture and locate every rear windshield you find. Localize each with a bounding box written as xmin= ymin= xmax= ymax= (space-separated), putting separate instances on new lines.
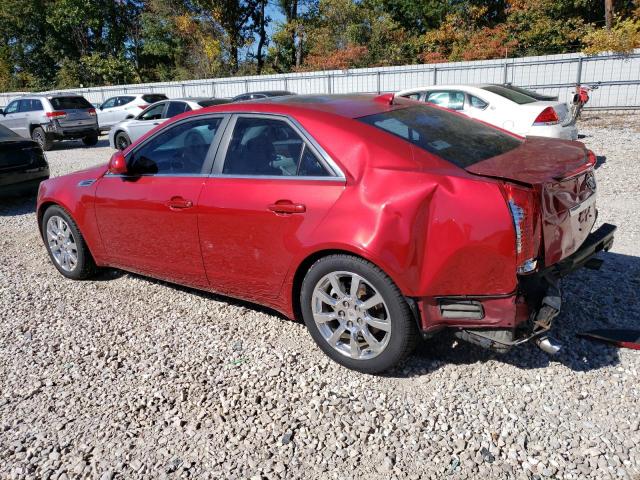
xmin=50 ymin=96 xmax=93 ymax=110
xmin=198 ymin=99 xmax=230 ymax=107
xmin=358 ymin=105 xmax=522 ymax=168
xmin=142 ymin=94 xmax=168 ymax=103
xmin=481 ymin=85 xmax=536 ymax=104
xmin=501 ymin=85 xmax=557 ymax=101
xmin=0 ymin=124 xmax=19 ymax=140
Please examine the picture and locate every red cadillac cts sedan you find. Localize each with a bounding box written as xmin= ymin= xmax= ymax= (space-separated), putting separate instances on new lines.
xmin=37 ymin=94 xmax=616 ymax=373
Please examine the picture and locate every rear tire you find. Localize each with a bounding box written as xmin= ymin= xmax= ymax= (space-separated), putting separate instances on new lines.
xmin=32 ymin=127 xmax=52 ymax=151
xmin=82 ymin=134 xmax=98 ymax=146
xmin=115 ymin=131 xmax=131 ymax=150
xmin=300 ymin=255 xmax=418 ymax=374
xmin=41 ymin=205 xmax=97 ymax=280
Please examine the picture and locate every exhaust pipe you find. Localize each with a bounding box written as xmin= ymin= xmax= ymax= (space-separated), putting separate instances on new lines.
xmin=535 ymin=335 xmax=562 ymax=355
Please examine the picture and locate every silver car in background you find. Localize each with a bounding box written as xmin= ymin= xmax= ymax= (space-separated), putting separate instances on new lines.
xmin=97 ymin=93 xmax=167 ymax=133
xmin=109 ymin=97 xmax=230 ymax=150
xmin=0 ymin=94 xmax=99 ymax=150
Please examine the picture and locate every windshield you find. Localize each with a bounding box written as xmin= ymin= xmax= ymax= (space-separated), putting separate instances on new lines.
xmin=358 ymin=105 xmax=522 ymax=168
xmin=481 ymin=85 xmax=537 ymax=104
xmin=142 ymin=94 xmax=168 ymax=103
xmin=50 ymin=96 xmax=93 ymax=110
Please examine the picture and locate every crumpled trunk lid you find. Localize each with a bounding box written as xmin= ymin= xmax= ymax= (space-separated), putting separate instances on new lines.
xmin=466 ymin=136 xmax=597 ymax=266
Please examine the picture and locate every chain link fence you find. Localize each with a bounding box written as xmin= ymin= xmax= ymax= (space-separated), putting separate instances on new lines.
xmin=1 ymin=51 xmax=639 ymax=110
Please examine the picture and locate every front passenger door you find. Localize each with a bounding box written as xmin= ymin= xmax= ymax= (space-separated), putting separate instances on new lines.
xmin=94 ymin=115 xmax=229 ymax=286
xmin=0 ymin=101 xmax=22 ymax=135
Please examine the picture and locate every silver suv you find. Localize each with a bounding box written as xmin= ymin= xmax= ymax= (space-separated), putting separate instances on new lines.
xmin=0 ymin=94 xmax=99 ymax=150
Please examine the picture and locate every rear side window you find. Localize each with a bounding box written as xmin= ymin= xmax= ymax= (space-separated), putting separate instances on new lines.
xmin=116 ymin=96 xmax=136 ymax=106
xmin=358 ymin=106 xmax=522 ymax=168
xmin=223 ymin=117 xmax=329 ymax=177
xmin=19 ymin=99 xmax=43 ymax=112
xmin=142 ymin=94 xmax=168 ymax=104
xmin=481 ymin=85 xmax=536 ymax=104
xmin=50 ymin=96 xmax=93 ymax=110
xmin=165 ymin=101 xmax=189 ymax=118
xmin=426 ymin=91 xmax=464 ymax=110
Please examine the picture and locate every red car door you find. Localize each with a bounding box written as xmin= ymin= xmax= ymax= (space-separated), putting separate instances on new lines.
xmin=198 ymin=115 xmax=345 ymax=302
xmin=94 ymin=115 xmax=228 ymax=287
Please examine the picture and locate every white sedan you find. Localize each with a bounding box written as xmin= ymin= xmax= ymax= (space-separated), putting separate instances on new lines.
xmin=108 ymin=97 xmax=230 ymax=150
xmin=396 ymin=84 xmax=578 ymax=140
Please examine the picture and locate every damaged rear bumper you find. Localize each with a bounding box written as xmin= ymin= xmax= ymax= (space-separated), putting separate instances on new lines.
xmin=441 ymin=223 xmax=616 ymax=351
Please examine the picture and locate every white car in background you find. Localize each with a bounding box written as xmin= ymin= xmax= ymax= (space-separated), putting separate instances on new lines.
xmin=396 ymin=84 xmax=578 ymax=140
xmin=97 ymin=93 xmax=168 ymax=133
xmin=108 ymin=97 xmax=230 ymax=150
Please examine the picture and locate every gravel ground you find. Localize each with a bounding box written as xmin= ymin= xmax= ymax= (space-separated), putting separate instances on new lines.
xmin=0 ymin=120 xmax=639 ymax=480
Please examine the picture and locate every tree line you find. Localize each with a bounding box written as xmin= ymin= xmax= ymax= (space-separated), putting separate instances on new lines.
xmin=0 ymin=0 xmax=638 ymax=92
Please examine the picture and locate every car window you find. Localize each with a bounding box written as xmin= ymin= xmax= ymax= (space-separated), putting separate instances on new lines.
xmin=469 ymin=95 xmax=488 ymax=109
xmin=426 ymin=91 xmax=464 ymax=110
xmin=50 ymin=96 xmax=93 ymax=110
xmin=18 ymin=100 xmax=32 ymax=112
xmin=116 ymin=96 xmax=135 ymax=106
xmin=166 ymin=101 xmax=189 ymax=118
xmin=481 ymin=85 xmax=537 ymax=104
xmin=139 ymin=103 xmax=165 ymax=121
xmin=142 ymin=94 xmax=168 ymax=104
xmin=30 ymin=99 xmax=43 ymax=111
xmin=4 ymin=101 xmax=19 ymax=114
xmin=402 ymin=93 xmax=422 ymax=101
xmin=128 ymin=117 xmax=222 ymax=175
xmin=223 ymin=117 xmax=329 ymax=177
xmin=358 ymin=105 xmax=522 ymax=169
xmin=101 ymin=97 xmax=117 ymax=109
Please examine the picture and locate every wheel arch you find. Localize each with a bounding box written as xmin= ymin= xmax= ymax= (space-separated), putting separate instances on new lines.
xmin=289 ymin=247 xmax=405 ymax=323
xmin=37 ymin=202 xmax=97 ymax=261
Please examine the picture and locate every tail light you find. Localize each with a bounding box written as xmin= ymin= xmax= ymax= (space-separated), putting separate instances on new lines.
xmin=137 ymin=105 xmax=146 ymax=109
xmin=88 ymin=108 xmax=96 ymax=116
xmin=533 ymin=107 xmax=559 ymax=126
xmin=46 ymin=111 xmax=67 ymax=119
xmin=586 ymin=149 xmax=596 ymax=168
xmin=501 ymin=183 xmax=541 ymax=274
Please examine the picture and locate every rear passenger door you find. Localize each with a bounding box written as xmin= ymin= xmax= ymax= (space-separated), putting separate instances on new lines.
xmin=197 ymin=114 xmax=346 ymax=302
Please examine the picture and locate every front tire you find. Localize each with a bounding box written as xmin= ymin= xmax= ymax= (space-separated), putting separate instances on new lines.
xmin=114 ymin=131 xmax=131 ymax=150
xmin=301 ymin=255 xmax=418 ymax=374
xmin=41 ymin=205 xmax=96 ymax=280
xmin=32 ymin=127 xmax=53 ymax=151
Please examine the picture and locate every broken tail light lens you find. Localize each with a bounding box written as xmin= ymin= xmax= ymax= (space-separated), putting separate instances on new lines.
xmin=502 ymin=183 xmax=541 ymax=274
xmin=88 ymin=108 xmax=97 ymax=116
xmin=533 ymin=107 xmax=559 ymax=126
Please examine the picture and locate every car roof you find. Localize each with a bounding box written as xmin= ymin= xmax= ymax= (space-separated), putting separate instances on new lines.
xmin=211 ymin=94 xmax=409 ymax=119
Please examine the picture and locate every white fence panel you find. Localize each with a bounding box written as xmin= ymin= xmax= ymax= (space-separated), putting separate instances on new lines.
xmin=1 ymin=51 xmax=638 ymax=110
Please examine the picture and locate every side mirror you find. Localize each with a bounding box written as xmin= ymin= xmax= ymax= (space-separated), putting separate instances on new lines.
xmin=108 ymin=151 xmax=127 ymax=175
xmin=99 ymin=105 xmax=104 ymax=110
xmin=0 ymin=109 xmax=4 ymax=115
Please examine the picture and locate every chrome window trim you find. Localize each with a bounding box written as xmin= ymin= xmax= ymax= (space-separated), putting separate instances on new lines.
xmin=211 ymin=112 xmax=346 ymax=180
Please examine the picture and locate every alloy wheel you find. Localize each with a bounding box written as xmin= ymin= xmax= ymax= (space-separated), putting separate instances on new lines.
xmin=46 ymin=215 xmax=78 ymax=272
xmin=312 ymin=271 xmax=391 ymax=360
